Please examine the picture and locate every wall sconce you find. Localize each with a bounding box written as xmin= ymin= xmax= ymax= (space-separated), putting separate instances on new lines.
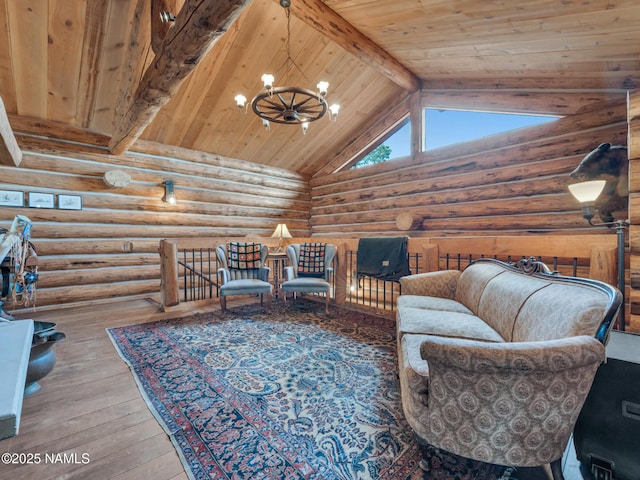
xmin=270 ymin=223 xmax=292 ymax=252
xmin=163 ymin=180 xmax=176 ymax=205
xmin=568 ymin=180 xmax=628 ymax=331
xmin=159 ymin=11 xmax=175 ymax=23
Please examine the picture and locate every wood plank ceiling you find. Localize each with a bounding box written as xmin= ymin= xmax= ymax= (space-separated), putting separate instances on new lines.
xmin=0 ymin=0 xmax=638 ymax=176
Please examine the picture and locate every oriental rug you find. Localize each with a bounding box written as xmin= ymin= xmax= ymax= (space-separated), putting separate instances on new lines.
xmin=108 ymin=300 xmax=530 ymax=480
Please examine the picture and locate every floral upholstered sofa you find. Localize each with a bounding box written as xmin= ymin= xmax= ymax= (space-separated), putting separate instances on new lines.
xmin=396 ymin=258 xmax=621 ymax=479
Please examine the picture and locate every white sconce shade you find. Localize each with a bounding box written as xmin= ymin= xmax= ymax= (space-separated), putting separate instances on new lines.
xmin=316 ymin=81 xmax=329 ymax=97
xmin=234 ymin=94 xmax=247 ymax=110
xmin=568 ymin=180 xmax=606 ymax=203
xmin=261 ymin=74 xmax=275 ymax=93
xmin=163 ymin=180 xmax=176 ymax=205
xmin=329 ymin=103 xmax=340 ymax=121
xmin=568 ymin=179 xmax=607 ymax=224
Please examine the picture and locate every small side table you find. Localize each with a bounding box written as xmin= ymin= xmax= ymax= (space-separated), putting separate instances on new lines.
xmin=267 ymin=251 xmax=289 ymax=299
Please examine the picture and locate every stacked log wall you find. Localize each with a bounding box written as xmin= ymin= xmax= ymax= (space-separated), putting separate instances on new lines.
xmin=0 ymin=126 xmax=310 ymax=310
xmin=310 ymin=100 xmax=628 ymax=237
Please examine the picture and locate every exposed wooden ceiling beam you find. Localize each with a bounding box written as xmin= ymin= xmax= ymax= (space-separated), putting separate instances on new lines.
xmin=284 ymin=0 xmax=421 ymax=93
xmin=108 ymin=0 xmax=251 ymax=155
xmin=0 ymin=98 xmax=23 ymax=167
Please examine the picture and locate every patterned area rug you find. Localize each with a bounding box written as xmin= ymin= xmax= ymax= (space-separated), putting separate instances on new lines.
xmin=108 ymin=300 xmax=525 ymax=480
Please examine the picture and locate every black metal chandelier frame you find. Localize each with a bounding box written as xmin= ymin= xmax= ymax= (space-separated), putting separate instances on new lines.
xmin=251 ymin=86 xmax=327 ymax=124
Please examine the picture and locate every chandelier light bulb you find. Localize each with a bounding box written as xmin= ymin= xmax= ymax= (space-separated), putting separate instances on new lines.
xmin=262 ymin=118 xmax=271 ymax=132
xmin=261 ymin=74 xmax=275 ymax=94
xmin=301 ymin=121 xmax=309 ymax=135
xmin=317 ymin=81 xmax=329 ymax=98
xmin=329 ymin=103 xmax=340 ymax=121
xmin=234 ymin=94 xmax=247 ymax=110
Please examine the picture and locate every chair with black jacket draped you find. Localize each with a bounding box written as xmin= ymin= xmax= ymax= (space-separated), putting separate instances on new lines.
xmin=281 ymin=243 xmax=336 ymax=313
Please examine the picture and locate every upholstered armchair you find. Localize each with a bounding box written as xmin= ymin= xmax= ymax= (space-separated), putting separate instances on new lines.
xmin=402 ymin=334 xmax=607 ymax=478
xmin=281 ymin=243 xmax=336 ymax=313
xmin=216 ymin=242 xmax=272 ymax=311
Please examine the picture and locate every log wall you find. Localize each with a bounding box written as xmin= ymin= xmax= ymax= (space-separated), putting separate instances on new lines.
xmin=310 ymin=100 xmax=628 ymax=237
xmin=310 ymin=98 xmax=635 ymax=330
xmin=0 ymin=124 xmax=309 ymax=310
xmin=1 ymin=96 xmax=635 ymax=326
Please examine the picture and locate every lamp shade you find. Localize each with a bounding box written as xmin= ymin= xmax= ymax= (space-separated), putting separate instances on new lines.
xmin=271 ymin=223 xmax=292 ymax=238
xmin=568 ymin=180 xmax=606 ymax=203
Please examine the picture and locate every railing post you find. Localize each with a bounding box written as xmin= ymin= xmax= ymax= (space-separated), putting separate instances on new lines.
xmin=422 ymin=244 xmax=439 ymax=272
xmin=160 ymin=239 xmax=180 ymax=310
xmin=589 ymin=245 xmax=617 ymax=286
xmin=334 ymin=241 xmax=348 ymax=305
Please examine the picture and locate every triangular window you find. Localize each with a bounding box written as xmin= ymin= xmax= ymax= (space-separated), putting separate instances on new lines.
xmin=350 ymin=118 xmax=411 ymax=169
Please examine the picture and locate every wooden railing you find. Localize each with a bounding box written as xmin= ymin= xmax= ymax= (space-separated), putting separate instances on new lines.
xmin=159 ymin=234 xmax=620 ymax=317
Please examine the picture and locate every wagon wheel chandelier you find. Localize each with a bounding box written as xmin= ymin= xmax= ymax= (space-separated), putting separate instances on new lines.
xmin=234 ymin=0 xmax=340 ymax=134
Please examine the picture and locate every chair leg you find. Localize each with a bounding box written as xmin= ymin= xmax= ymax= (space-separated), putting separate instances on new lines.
xmin=417 ymin=445 xmax=432 ymax=472
xmin=282 ymin=291 xmax=287 ymax=307
xmin=325 ymin=293 xmax=329 ymax=314
xmin=550 ymin=458 xmax=564 ymax=480
xmin=220 ymin=295 xmax=226 ymax=312
xmin=260 ymin=293 xmax=263 ymax=306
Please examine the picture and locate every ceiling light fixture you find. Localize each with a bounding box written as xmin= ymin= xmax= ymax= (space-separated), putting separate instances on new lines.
xmin=234 ymin=0 xmax=340 ymax=134
xmin=159 ymin=11 xmax=175 ymax=23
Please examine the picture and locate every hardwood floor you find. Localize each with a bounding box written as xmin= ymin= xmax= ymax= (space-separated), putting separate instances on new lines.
xmin=0 ymin=297 xmax=214 ymax=480
xmin=0 ymin=297 xmax=588 ymax=480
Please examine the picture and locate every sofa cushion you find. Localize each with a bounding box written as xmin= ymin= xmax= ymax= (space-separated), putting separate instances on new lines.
xmin=398 ymin=294 xmax=474 ymax=314
xmin=455 ymin=262 xmax=505 ymax=313
xmin=397 ymin=306 xmax=505 ymax=342
xmin=513 ymin=283 xmax=611 ymax=342
xmin=477 ymin=271 xmax=550 ymax=341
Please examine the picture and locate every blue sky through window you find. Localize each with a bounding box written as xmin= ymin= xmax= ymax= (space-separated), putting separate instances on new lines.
xmin=423 ymin=109 xmax=560 ymax=151
xmin=381 ymin=110 xmax=560 ymax=156
xmin=355 ymin=109 xmax=561 ymax=169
